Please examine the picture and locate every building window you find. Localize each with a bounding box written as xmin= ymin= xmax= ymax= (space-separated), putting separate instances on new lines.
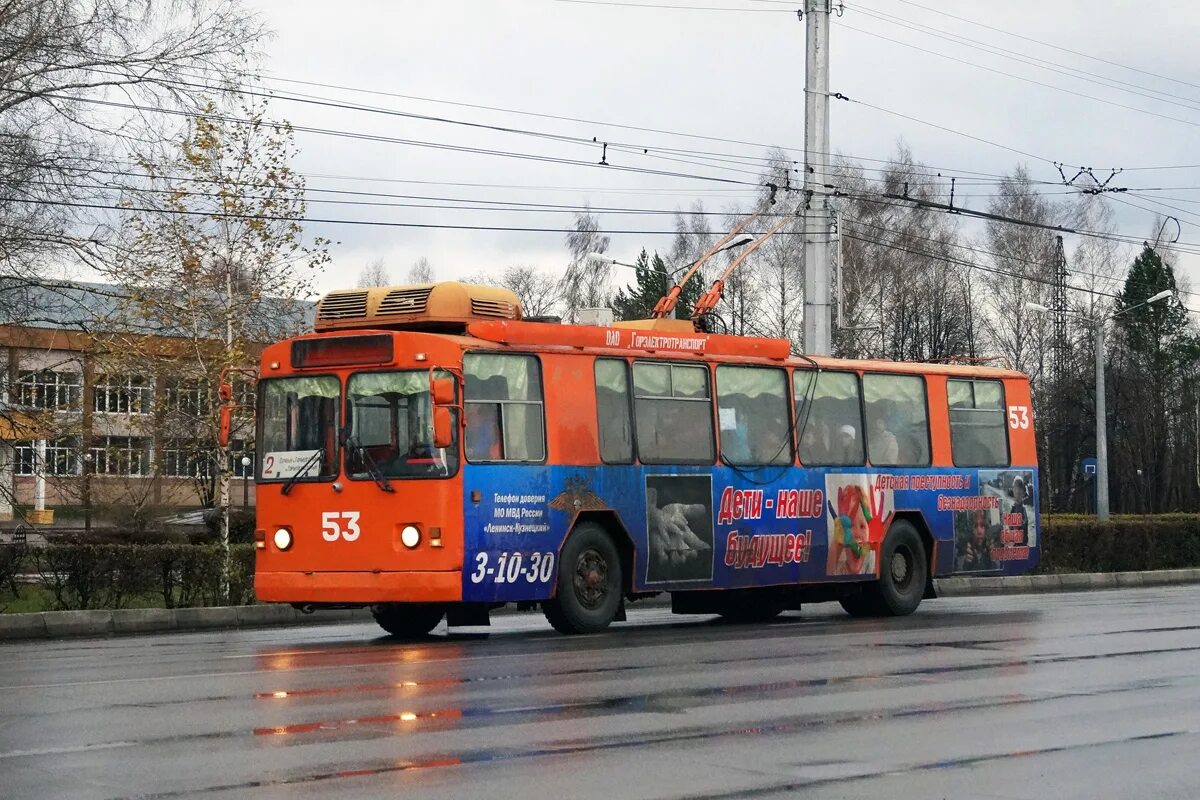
xmin=161 ymin=439 xmax=213 ymax=478
xmin=948 ymin=379 xmax=1010 ymax=467
xmin=464 ymin=353 xmax=545 ymax=462
xmin=94 ymin=375 xmax=154 ymax=415
xmin=164 ymin=382 xmax=209 ymax=417
xmin=91 ymin=436 xmax=153 ymax=476
xmin=632 ymin=361 xmax=715 ymax=465
xmin=14 ymin=438 xmax=80 ymax=476
xmin=863 ymin=373 xmax=931 ymax=466
xmin=15 ymin=370 xmax=82 ymax=410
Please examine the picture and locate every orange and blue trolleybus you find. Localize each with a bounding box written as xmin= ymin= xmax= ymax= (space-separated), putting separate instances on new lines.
xmin=233 ymin=280 xmax=1038 ymax=637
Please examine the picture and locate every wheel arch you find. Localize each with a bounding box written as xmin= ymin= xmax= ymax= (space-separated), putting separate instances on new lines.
xmin=891 ymin=510 xmax=937 ymax=599
xmin=569 ymin=510 xmax=637 ymax=595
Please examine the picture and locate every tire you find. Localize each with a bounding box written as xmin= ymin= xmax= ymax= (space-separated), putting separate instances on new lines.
xmin=838 ymin=591 xmax=876 ymax=618
xmin=716 ymin=589 xmax=786 ymax=622
xmin=543 ymin=523 xmax=624 ymax=635
xmin=372 ymin=603 xmax=444 ymax=638
xmin=838 ymin=520 xmax=928 ymax=618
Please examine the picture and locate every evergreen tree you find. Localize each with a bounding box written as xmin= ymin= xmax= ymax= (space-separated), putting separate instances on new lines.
xmin=612 ymin=249 xmax=705 ymax=321
xmin=1109 ymin=246 xmax=1200 ymax=512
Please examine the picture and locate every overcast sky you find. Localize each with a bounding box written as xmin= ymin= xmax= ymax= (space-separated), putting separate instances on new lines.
xmin=245 ymin=0 xmax=1200 ymax=299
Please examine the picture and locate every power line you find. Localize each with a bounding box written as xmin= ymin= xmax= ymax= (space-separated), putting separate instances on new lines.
xmin=833 ymin=20 xmax=1200 ymax=130
xmin=0 ymin=194 xmax=835 ymax=237
xmin=845 ymin=213 xmax=1200 ymax=301
xmin=828 ymin=94 xmax=1057 ymax=165
xmin=554 ymin=0 xmax=793 ymax=11
xmin=47 ymin=93 xmax=766 ymax=188
xmin=44 ymin=58 xmax=1075 ymax=190
xmin=845 ymin=2 xmax=1200 ymax=115
xmin=845 ymin=231 xmax=1200 ymax=314
xmin=874 ymin=0 xmax=1200 ymax=95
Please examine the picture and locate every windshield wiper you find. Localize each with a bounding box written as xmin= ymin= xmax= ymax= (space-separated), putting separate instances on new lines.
xmin=341 ymin=428 xmax=395 ymax=493
xmin=280 ymin=449 xmax=324 ymax=496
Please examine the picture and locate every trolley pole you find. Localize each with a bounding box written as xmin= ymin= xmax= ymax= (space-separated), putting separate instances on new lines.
xmin=802 ymin=0 xmax=833 ymax=356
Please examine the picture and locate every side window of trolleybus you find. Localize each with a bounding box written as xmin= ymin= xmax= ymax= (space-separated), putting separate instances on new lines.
xmin=947 ymin=378 xmax=1009 ymax=467
xmin=632 ymin=361 xmax=714 ymax=464
xmin=345 ymin=370 xmax=458 ymax=478
xmin=257 ymin=376 xmax=340 ymax=480
xmin=464 ymin=353 xmax=546 ymax=462
xmin=863 ymin=374 xmax=931 ymax=466
xmin=795 ymin=371 xmax=864 ymax=466
xmin=594 ymin=358 xmax=634 ymax=463
xmin=716 ymin=365 xmax=792 ymax=466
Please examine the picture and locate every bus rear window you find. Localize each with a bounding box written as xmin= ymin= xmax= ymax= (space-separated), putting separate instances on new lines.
xmin=464 ymin=353 xmax=545 ymax=462
xmin=948 ymin=379 xmax=1009 ymax=466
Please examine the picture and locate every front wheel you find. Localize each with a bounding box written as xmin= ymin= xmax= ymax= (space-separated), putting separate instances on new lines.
xmin=372 ymin=603 xmax=444 ymax=638
xmin=543 ymin=523 xmax=623 ymax=635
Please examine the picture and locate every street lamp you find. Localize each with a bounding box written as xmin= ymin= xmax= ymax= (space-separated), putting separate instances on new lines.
xmin=1026 ymin=288 xmax=1174 ymax=521
xmin=82 ymin=452 xmax=94 ymax=535
xmin=240 ymin=455 xmax=252 ymax=509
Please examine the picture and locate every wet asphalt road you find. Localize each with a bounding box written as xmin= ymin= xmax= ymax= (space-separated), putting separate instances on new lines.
xmin=2 ymin=587 xmax=1199 ymax=800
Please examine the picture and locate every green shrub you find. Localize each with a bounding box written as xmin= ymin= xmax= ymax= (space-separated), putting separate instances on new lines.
xmin=0 ymin=544 xmax=26 ymax=600
xmin=1040 ymin=516 xmax=1200 ymax=573
xmin=23 ymin=543 xmax=258 ymax=611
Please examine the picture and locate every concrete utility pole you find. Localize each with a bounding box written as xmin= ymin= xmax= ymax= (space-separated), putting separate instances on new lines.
xmin=1094 ymin=322 xmax=1109 ymax=521
xmin=802 ymin=0 xmax=833 ymax=355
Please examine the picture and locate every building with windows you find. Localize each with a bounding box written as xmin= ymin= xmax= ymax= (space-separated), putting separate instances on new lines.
xmin=0 ymin=279 xmax=310 ymax=522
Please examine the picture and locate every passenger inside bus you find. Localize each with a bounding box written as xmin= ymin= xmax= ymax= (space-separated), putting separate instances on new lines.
xmin=869 ymin=415 xmax=900 ymax=465
xmin=833 ymin=424 xmax=858 ymax=463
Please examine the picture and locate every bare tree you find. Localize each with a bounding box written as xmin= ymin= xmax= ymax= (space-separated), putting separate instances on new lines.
xmin=561 ymin=206 xmax=611 ymax=319
xmin=465 ymin=265 xmax=564 ymax=317
xmin=356 ymin=258 xmax=391 ymax=288
xmin=981 ymin=166 xmax=1061 ymax=380
xmin=0 ymin=0 xmax=266 ymax=305
xmin=406 ymin=257 xmax=434 ymax=284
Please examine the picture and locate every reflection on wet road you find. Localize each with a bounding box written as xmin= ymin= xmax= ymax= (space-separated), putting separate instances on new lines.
xmin=2 ymin=587 xmax=1199 ymax=799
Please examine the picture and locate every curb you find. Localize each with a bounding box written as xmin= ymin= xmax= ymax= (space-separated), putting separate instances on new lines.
xmin=932 ymin=568 xmax=1200 ymax=597
xmin=0 ymin=605 xmax=372 ymax=642
xmin=3 ymin=569 xmax=1200 ymax=642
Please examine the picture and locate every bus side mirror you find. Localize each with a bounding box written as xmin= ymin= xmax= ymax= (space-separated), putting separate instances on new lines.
xmin=218 ymin=405 xmax=232 ymax=448
xmin=432 ymin=407 xmax=453 ymax=449
xmin=431 ymin=377 xmax=455 ymax=406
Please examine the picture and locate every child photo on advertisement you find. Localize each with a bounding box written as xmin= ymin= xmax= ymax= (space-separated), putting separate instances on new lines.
xmin=826 ymin=481 xmax=887 ymax=576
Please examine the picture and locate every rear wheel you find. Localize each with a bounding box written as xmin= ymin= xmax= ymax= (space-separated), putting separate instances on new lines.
xmin=838 ymin=520 xmax=928 ymax=618
xmin=372 ymin=603 xmax=444 ymax=638
xmin=543 ymin=523 xmax=623 ymax=635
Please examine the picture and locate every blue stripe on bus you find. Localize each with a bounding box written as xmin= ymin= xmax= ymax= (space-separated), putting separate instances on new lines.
xmin=461 ymin=464 xmax=1039 ymax=603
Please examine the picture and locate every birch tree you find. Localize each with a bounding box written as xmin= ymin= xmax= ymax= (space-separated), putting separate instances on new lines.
xmin=98 ymin=98 xmax=328 ymax=595
xmin=561 ymin=206 xmax=611 ymax=319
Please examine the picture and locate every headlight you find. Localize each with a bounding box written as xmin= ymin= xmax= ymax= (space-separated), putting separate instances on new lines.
xmin=273 ymin=528 xmax=293 ymax=551
xmin=400 ymin=525 xmax=421 ymax=549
